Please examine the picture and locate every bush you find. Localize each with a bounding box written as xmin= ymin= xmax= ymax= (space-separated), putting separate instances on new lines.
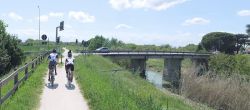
xmin=181 ymin=68 xmax=250 ymax=110
xmin=0 ymin=20 xmax=23 ymax=76
xmin=209 ymin=54 xmax=250 ymax=76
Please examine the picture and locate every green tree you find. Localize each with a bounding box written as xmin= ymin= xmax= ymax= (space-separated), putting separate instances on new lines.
xmin=246 ymin=24 xmax=250 ymax=35
xmin=88 ymin=35 xmax=107 ymax=50
xmin=0 ymin=20 xmax=23 ymax=76
xmin=76 ymin=39 xmax=78 ymax=44
xmin=200 ymin=32 xmax=236 ymax=54
xmin=0 ymin=48 xmax=10 ymax=76
xmin=235 ymin=34 xmax=249 ymax=53
xmin=25 ymin=39 xmax=34 ymax=46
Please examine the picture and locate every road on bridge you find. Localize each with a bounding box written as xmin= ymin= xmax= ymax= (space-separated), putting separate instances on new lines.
xmin=39 ymin=48 xmax=89 ymax=110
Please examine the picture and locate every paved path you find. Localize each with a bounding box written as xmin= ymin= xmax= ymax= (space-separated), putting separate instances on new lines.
xmin=39 ymin=48 xmax=89 ymax=110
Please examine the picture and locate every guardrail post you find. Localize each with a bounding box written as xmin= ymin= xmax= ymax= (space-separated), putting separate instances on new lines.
xmin=32 ymin=59 xmax=35 ymax=71
xmin=39 ymin=55 xmax=42 ymax=64
xmin=35 ymin=57 xmax=38 ymax=66
xmin=14 ymin=68 xmax=18 ymax=91
xmin=25 ymin=63 xmax=28 ymax=80
xmin=0 ymin=79 xmax=2 ymax=104
xmin=38 ymin=56 xmax=40 ymax=64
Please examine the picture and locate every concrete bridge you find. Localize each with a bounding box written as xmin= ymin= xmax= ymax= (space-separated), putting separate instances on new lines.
xmin=82 ymin=51 xmax=211 ymax=89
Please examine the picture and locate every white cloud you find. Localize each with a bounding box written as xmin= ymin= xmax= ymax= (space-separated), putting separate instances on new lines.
xmin=49 ymin=12 xmax=64 ymax=17
xmin=69 ymin=11 xmax=95 ymax=23
xmin=109 ymin=0 xmax=131 ymax=10
xmin=115 ymin=24 xmax=133 ymax=29
xmin=237 ymin=10 xmax=250 ymax=16
xmin=37 ymin=15 xmax=49 ymax=22
xmin=8 ymin=12 xmax=23 ymax=21
xmin=109 ymin=0 xmax=188 ymax=11
xmin=182 ymin=17 xmax=210 ymax=26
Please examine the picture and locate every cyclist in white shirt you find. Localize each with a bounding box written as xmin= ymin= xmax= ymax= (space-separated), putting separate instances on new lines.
xmin=48 ymin=49 xmax=58 ymax=81
xmin=65 ymin=50 xmax=74 ymax=80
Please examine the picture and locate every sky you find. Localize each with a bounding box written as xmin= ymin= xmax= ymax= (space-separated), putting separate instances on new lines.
xmin=1 ymin=0 xmax=250 ymax=47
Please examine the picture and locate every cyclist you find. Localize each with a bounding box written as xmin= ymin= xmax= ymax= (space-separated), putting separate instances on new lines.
xmin=48 ymin=49 xmax=58 ymax=81
xmin=65 ymin=50 xmax=74 ymax=82
xmin=68 ymin=50 xmax=72 ymax=56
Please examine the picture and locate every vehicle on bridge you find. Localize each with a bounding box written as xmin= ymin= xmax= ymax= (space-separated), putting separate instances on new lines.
xmin=95 ymin=47 xmax=110 ymax=53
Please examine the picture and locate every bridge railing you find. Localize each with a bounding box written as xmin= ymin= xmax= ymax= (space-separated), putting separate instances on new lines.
xmin=0 ymin=51 xmax=49 ymax=105
xmin=81 ymin=50 xmax=211 ymax=55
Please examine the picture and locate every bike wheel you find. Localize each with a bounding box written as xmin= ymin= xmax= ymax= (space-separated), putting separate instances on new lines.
xmin=51 ymin=75 xmax=54 ymax=86
xmin=67 ymin=69 xmax=72 ymax=83
xmin=50 ymin=67 xmax=55 ymax=86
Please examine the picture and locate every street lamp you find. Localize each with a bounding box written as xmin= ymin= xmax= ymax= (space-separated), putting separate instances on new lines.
xmin=38 ymin=5 xmax=40 ymax=41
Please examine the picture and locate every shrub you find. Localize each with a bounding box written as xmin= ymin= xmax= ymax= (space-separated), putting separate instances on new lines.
xmin=0 ymin=20 xmax=23 ymax=76
xmin=209 ymin=53 xmax=250 ymax=76
xmin=181 ymin=68 xmax=250 ymax=110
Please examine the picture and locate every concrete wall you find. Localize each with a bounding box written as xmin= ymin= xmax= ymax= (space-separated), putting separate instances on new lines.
xmin=163 ymin=58 xmax=183 ymax=89
xmin=191 ymin=58 xmax=208 ymax=76
xmin=130 ymin=59 xmax=146 ymax=78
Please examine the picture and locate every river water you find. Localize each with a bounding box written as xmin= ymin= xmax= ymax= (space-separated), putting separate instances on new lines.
xmin=146 ymin=70 xmax=163 ymax=88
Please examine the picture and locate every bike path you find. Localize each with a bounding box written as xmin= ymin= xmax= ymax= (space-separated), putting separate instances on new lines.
xmin=39 ymin=48 xmax=89 ymax=110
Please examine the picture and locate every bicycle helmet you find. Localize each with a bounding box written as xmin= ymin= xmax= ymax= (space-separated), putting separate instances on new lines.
xmin=68 ymin=52 xmax=72 ymax=57
xmin=52 ymin=49 xmax=56 ymax=53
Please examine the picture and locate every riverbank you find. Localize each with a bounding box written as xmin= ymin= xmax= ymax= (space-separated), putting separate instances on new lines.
xmin=74 ymin=55 xmax=211 ymax=110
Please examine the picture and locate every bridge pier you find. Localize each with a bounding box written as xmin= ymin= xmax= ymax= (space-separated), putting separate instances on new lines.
xmin=163 ymin=58 xmax=183 ymax=90
xmin=191 ymin=58 xmax=208 ymax=76
xmin=130 ymin=59 xmax=146 ymax=78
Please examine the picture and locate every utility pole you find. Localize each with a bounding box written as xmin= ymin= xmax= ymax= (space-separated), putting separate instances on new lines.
xmin=38 ymin=5 xmax=40 ymax=42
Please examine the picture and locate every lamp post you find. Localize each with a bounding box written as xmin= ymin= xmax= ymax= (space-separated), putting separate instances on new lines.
xmin=38 ymin=5 xmax=40 ymax=42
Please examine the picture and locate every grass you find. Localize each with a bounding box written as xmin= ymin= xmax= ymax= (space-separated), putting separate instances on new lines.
xmin=181 ymin=68 xmax=250 ymax=110
xmin=75 ymin=55 xmax=211 ymax=110
xmin=0 ymin=60 xmax=48 ymax=110
xmin=20 ymin=44 xmax=56 ymax=52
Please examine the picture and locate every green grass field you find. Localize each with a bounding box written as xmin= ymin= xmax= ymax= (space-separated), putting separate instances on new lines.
xmin=0 ymin=61 xmax=48 ymax=110
xmin=75 ymin=55 xmax=210 ymax=110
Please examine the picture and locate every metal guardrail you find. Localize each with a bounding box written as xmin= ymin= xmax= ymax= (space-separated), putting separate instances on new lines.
xmin=81 ymin=50 xmax=211 ymax=54
xmin=0 ymin=52 xmax=49 ymax=105
xmin=81 ymin=50 xmax=211 ymax=58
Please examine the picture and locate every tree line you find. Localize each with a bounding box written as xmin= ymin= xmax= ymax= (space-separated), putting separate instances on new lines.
xmin=75 ymin=35 xmax=198 ymax=52
xmin=198 ymin=25 xmax=250 ymax=54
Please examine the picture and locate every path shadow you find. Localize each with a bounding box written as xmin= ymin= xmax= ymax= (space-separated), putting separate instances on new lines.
xmin=45 ymin=83 xmax=59 ymax=89
xmin=65 ymin=83 xmax=75 ymax=90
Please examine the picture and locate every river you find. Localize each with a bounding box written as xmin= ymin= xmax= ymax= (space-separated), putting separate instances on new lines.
xmin=146 ymin=70 xmax=163 ymax=88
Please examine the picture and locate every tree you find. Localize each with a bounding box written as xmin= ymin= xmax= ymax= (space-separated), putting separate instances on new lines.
xmin=88 ymin=35 xmax=107 ymax=50
xmin=246 ymin=24 xmax=250 ymax=35
xmin=76 ymin=39 xmax=78 ymax=44
xmin=235 ymin=34 xmax=249 ymax=53
xmin=25 ymin=39 xmax=34 ymax=46
xmin=200 ymin=32 xmax=236 ymax=54
xmin=0 ymin=20 xmax=23 ymax=76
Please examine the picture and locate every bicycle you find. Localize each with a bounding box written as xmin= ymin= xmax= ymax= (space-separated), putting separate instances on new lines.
xmin=49 ymin=61 xmax=56 ymax=86
xmin=66 ymin=65 xmax=73 ymax=86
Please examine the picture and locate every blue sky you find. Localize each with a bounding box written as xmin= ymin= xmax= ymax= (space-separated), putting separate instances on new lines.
xmin=1 ymin=0 xmax=250 ymax=47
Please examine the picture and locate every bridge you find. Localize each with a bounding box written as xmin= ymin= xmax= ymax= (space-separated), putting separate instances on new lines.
xmin=82 ymin=51 xmax=212 ymax=89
